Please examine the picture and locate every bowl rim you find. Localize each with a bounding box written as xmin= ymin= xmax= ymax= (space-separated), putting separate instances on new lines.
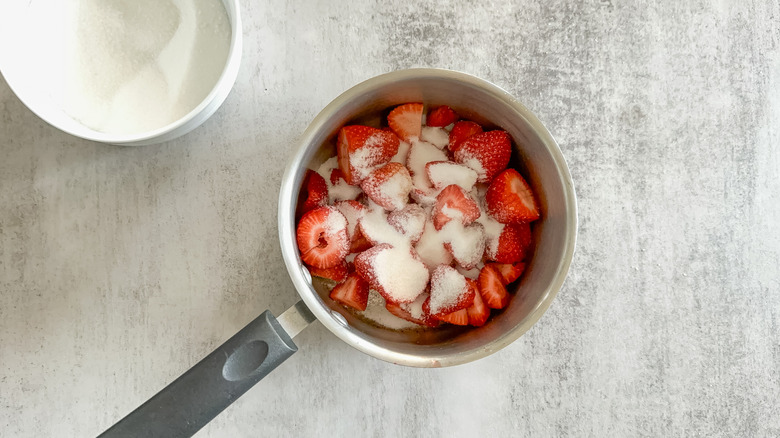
xmin=0 ymin=0 xmax=242 ymax=145
xmin=278 ymin=68 xmax=578 ymax=367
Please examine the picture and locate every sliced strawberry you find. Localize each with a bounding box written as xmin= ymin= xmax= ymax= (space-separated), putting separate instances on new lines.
xmin=453 ymin=130 xmax=512 ymax=183
xmin=466 ymin=279 xmax=490 ymax=326
xmin=360 ymin=162 xmax=412 ymax=211
xmin=385 ymin=298 xmax=440 ymax=327
xmin=424 ymin=265 xmax=476 ymax=317
xmin=425 ymin=161 xmax=479 ymax=191
xmin=434 ymin=308 xmax=469 ymax=325
xmin=354 ymin=243 xmax=429 ymax=303
xmin=477 ymin=264 xmax=510 ymax=309
xmin=296 ymin=207 xmax=349 ymax=268
xmin=485 ymin=222 xmax=532 ymax=264
xmin=329 ymin=273 xmax=369 ymax=311
xmin=489 ymin=262 xmax=526 ymax=285
xmin=349 ymin=228 xmax=373 ymax=253
xmin=426 ymin=105 xmax=459 ymax=127
xmin=432 ymin=184 xmax=481 ymax=230
xmin=308 ymin=261 xmax=349 ymax=282
xmin=388 ymin=103 xmax=423 ymax=143
xmin=329 ymin=168 xmax=346 ymax=185
xmin=485 ymin=168 xmax=540 ymax=223
xmin=387 ymin=203 xmax=426 ymax=243
xmin=300 ymin=170 xmax=328 ymax=214
xmin=448 ymin=120 xmax=483 ymax=153
xmin=337 ymin=125 xmax=400 ymax=185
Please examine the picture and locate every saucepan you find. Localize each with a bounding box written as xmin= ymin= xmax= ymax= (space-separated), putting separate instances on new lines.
xmin=99 ymin=68 xmax=578 ymax=437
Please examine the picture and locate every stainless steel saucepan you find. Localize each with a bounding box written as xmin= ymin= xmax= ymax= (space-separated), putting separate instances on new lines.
xmin=99 ymin=68 xmax=578 ymax=437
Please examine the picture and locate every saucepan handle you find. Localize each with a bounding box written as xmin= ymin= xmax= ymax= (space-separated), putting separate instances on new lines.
xmin=98 ymin=301 xmax=315 ymax=438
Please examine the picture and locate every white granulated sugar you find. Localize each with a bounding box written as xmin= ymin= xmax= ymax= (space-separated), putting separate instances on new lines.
xmin=407 ymin=140 xmax=448 ymax=190
xmin=411 ymin=187 xmax=441 ymax=207
xmin=361 ymin=290 xmax=418 ymax=330
xmin=317 ymin=157 xmax=361 ymax=202
xmin=372 ymin=246 xmax=429 ymax=303
xmin=345 ymin=253 xmax=357 ymax=263
xmin=461 ymin=156 xmax=487 ymax=182
xmin=429 ymin=266 xmax=468 ymax=315
xmin=53 ymin=0 xmax=231 ymax=134
xmin=335 ymin=202 xmax=363 ymax=240
xmin=428 ymin=162 xmax=479 ymax=191
xmin=391 ymin=140 xmax=412 ymax=164
xmin=378 ymin=171 xmax=412 ymax=211
xmin=324 ymin=209 xmax=348 ymax=235
xmin=476 ymin=198 xmax=506 ymax=257
xmin=359 ymin=207 xmax=408 ymax=248
xmin=457 ymin=265 xmax=482 ymax=280
xmin=440 ymin=205 xmax=466 ymax=221
xmin=329 ymin=181 xmax=362 ymax=203
xmin=414 ymin=220 xmax=453 ymax=271
xmin=402 ymin=292 xmax=429 ymax=320
xmin=388 ymin=204 xmax=426 ymax=240
xmin=421 ymin=126 xmax=450 ymax=149
xmin=440 ymin=221 xmax=486 ymax=268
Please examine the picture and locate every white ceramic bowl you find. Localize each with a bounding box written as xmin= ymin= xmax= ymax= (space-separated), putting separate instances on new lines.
xmin=0 ymin=0 xmax=242 ymax=146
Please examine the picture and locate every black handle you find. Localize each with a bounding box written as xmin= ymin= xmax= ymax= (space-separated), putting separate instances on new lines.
xmin=99 ymin=310 xmax=298 ymax=438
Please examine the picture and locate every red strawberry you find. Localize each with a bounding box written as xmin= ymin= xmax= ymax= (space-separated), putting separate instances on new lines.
xmin=432 ymin=184 xmax=481 ymax=230
xmin=388 ymin=103 xmax=423 ymax=143
xmin=448 ymin=120 xmax=483 ymax=153
xmin=385 ymin=298 xmax=440 ymax=327
xmin=308 ymin=261 xmax=349 ymax=282
xmin=424 ymin=265 xmax=476 ymax=317
xmin=337 ymin=125 xmax=400 ymax=185
xmin=300 ymin=170 xmax=328 ymax=214
xmin=354 ymin=243 xmax=429 ymax=303
xmin=453 ymin=130 xmax=512 ymax=183
xmin=426 ymin=105 xmax=459 ymax=127
xmin=334 ymin=200 xmax=366 ymax=240
xmin=349 ymin=228 xmax=373 ymax=253
xmin=329 ymin=273 xmax=369 ymax=311
xmin=296 ymin=206 xmax=350 ymax=268
xmin=466 ymin=280 xmax=490 ymax=326
xmin=485 ymin=222 xmax=533 ymax=264
xmin=434 ymin=308 xmax=469 ymax=325
xmin=478 ymin=265 xmax=510 ymax=309
xmin=387 ymin=203 xmax=426 ymax=243
xmin=360 ymin=162 xmax=412 ymax=211
xmin=489 ymin=262 xmax=526 ymax=285
xmin=329 ymin=168 xmax=347 ymax=185
xmin=485 ymin=168 xmax=540 ymax=223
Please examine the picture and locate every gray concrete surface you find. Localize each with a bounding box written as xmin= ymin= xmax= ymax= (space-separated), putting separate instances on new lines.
xmin=2 ymin=1 xmax=779 ymax=436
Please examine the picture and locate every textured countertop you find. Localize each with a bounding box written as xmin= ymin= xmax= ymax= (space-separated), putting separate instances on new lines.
xmin=2 ymin=1 xmax=779 ymax=436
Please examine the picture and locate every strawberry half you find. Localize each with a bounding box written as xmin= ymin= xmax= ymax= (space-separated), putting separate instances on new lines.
xmin=354 ymin=244 xmax=429 ymax=303
xmin=329 ymin=273 xmax=369 ymax=311
xmin=424 ymin=265 xmax=476 ymax=317
xmin=432 ymin=184 xmax=481 ymax=230
xmin=485 ymin=168 xmax=540 ymax=223
xmin=360 ymin=162 xmax=412 ymax=211
xmin=308 ymin=261 xmax=349 ymax=282
xmin=425 ymin=161 xmax=479 ymax=191
xmin=466 ymin=280 xmax=490 ymax=326
xmin=453 ymin=130 xmax=512 ymax=183
xmin=477 ymin=264 xmax=510 ymax=309
xmin=426 ymin=105 xmax=459 ymax=127
xmin=489 ymin=262 xmax=526 ymax=285
xmin=385 ymin=297 xmax=440 ymax=327
xmin=485 ymin=222 xmax=532 ymax=264
xmin=337 ymin=125 xmax=400 ymax=185
xmin=296 ymin=207 xmax=350 ymax=268
xmin=434 ymin=308 xmax=469 ymax=325
xmin=388 ymin=102 xmax=423 ymax=143
xmin=300 ymin=170 xmax=328 ymax=214
xmin=448 ymin=120 xmax=483 ymax=153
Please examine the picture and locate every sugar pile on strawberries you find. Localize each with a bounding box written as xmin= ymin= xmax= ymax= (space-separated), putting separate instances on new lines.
xmin=296 ymin=103 xmax=540 ymax=328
